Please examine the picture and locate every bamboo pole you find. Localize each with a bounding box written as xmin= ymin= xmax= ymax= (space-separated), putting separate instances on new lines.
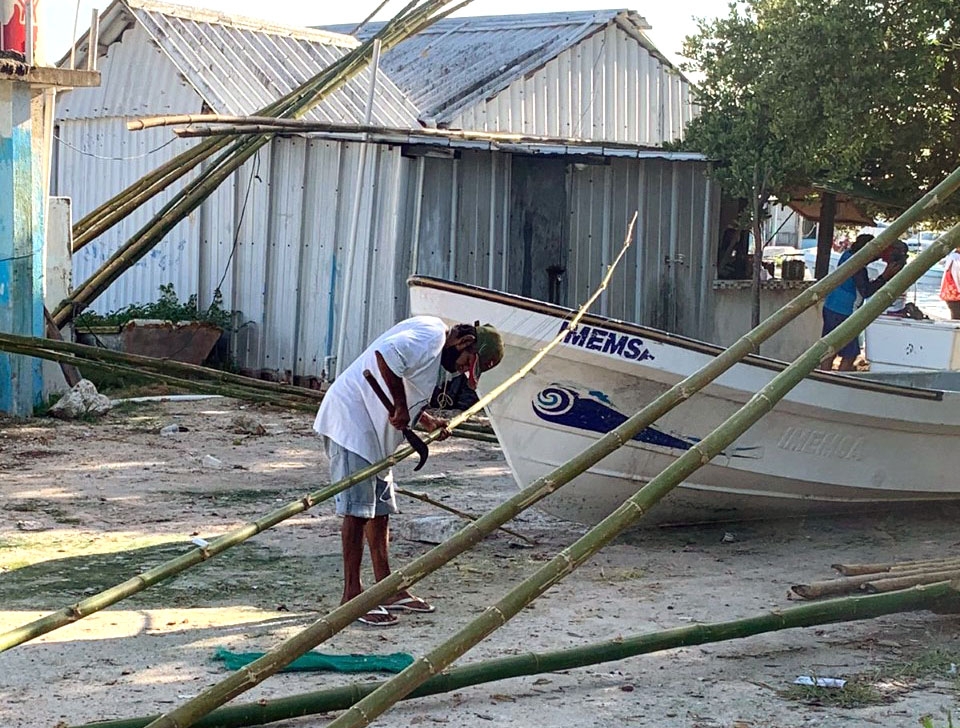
xmin=141 ymin=171 xmax=960 ymax=727
xmin=1 ymin=212 xmax=635 ymax=656
xmin=0 ymin=331 xmax=323 ymax=401
xmin=319 ymin=230 xmax=960 ymax=728
xmin=446 ymin=429 xmax=498 ymax=444
xmin=73 ymin=581 xmax=960 ymax=728
xmin=0 ymin=342 xmax=319 ymax=411
xmin=833 ymin=557 xmax=960 ymax=576
xmin=135 ymin=215 xmax=639 ymax=728
xmin=71 ymin=138 xmax=223 ymax=250
xmin=864 ymin=571 xmax=960 ymax=594
xmin=791 ymin=564 xmax=960 ymax=600
xmin=394 ymin=488 xmax=534 ymax=545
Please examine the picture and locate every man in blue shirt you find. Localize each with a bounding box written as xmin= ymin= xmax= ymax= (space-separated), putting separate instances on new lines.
xmin=820 ymin=234 xmax=905 ymax=371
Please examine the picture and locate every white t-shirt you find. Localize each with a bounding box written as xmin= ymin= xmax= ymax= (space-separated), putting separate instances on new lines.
xmin=313 ymin=316 xmax=448 ymax=465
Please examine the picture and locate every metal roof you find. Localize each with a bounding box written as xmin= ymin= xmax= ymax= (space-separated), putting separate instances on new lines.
xmin=324 ymin=9 xmax=677 ymax=125
xmin=66 ymin=0 xmax=421 ymax=126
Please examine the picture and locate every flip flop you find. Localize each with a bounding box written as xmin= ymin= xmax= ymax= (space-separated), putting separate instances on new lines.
xmin=356 ymin=605 xmax=400 ymax=627
xmin=384 ymin=596 xmax=436 ymax=613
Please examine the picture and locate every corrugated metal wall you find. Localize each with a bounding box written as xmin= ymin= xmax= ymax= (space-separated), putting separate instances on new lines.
xmin=56 ymin=119 xmax=203 ymax=313
xmin=57 ymin=129 xmax=717 ymax=380
xmin=566 ymin=158 xmax=716 ymax=336
xmin=188 ymin=136 xmax=409 ymax=381
xmin=452 ymin=23 xmax=695 ymax=146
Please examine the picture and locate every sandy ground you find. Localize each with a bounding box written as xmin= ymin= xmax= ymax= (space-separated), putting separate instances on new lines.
xmin=1 ymin=397 xmax=959 ymax=728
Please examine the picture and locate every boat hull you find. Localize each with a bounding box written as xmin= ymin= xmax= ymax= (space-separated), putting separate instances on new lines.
xmin=409 ymin=277 xmax=960 ymax=525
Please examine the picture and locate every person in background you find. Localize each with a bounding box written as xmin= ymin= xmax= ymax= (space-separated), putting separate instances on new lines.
xmin=940 ymin=246 xmax=960 ymax=319
xmin=820 ymin=234 xmax=904 ymax=371
xmin=314 ymin=316 xmax=503 ymax=626
xmin=877 ymin=241 xmax=910 ymax=316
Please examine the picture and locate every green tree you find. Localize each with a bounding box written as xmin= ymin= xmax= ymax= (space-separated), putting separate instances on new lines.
xmin=682 ymin=0 xmax=959 ymax=323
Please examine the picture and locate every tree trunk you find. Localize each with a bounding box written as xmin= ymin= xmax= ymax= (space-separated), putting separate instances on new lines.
xmin=814 ymin=192 xmax=837 ymax=279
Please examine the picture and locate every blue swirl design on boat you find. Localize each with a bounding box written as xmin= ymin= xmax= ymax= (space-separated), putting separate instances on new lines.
xmin=533 ymin=385 xmax=693 ymax=450
xmin=532 ymin=384 xmax=763 ymax=458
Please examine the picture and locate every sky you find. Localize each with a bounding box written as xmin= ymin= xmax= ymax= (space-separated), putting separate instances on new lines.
xmin=41 ymin=0 xmax=729 ymax=67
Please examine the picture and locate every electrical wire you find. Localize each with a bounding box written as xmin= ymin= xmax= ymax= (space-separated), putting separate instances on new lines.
xmin=54 ymin=132 xmax=180 ymax=161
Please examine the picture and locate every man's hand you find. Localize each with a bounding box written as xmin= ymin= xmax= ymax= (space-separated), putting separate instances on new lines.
xmin=882 ymin=260 xmax=906 ymax=281
xmin=419 ymin=412 xmax=451 ymax=441
xmin=389 ymin=404 xmax=411 ymax=431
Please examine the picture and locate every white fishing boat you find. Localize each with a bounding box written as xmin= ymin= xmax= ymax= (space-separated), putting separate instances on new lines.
xmin=409 ymin=276 xmax=960 ymax=526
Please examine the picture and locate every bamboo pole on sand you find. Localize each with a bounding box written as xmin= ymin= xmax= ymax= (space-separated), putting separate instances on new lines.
xmin=864 ymin=571 xmax=960 ymax=594
xmin=74 ymin=581 xmax=960 ymax=728
xmin=141 ymin=169 xmax=960 ymax=727
xmin=0 ymin=331 xmax=322 ymax=402
xmin=319 ymin=231 xmax=960 ymax=728
xmin=833 ymin=556 xmax=960 ymax=576
xmin=792 ymin=564 xmax=960 ymax=600
xmin=0 ymin=213 xmax=635 ymax=656
xmin=1 ymin=342 xmax=318 ymax=411
xmin=394 ymin=487 xmax=534 ymax=545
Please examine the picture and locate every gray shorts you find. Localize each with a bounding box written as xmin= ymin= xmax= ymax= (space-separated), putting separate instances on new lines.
xmin=325 ymin=439 xmax=398 ymax=519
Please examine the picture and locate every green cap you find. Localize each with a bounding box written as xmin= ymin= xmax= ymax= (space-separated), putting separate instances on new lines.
xmin=466 ymin=323 xmax=504 ymax=389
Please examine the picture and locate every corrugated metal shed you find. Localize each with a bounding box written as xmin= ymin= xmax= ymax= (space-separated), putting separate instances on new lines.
xmin=326 ymin=10 xmax=696 ymax=144
xmin=54 ymin=5 xmax=721 ymax=380
xmin=61 ymin=0 xmax=421 ymax=126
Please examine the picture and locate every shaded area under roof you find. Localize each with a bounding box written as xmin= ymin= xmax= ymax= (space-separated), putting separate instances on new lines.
xmin=323 ymin=9 xmax=667 ymax=125
xmin=63 ymin=0 xmax=421 ymax=126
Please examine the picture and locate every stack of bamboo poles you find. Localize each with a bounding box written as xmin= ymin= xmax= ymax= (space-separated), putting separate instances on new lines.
xmin=0 ymin=331 xmax=497 ymax=443
xmin=0 ymin=331 xmax=322 ymax=411
xmin=51 ymin=0 xmax=470 ymax=328
xmin=792 ymin=557 xmax=960 ymax=600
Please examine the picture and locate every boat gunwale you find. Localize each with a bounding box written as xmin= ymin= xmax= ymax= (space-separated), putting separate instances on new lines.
xmin=407 ymin=275 xmax=945 ymax=402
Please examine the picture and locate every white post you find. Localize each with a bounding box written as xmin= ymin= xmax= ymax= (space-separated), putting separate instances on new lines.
xmin=24 ymin=0 xmax=33 ymax=66
xmin=69 ymin=0 xmax=80 ymax=69
xmin=86 ymin=8 xmax=98 ymax=72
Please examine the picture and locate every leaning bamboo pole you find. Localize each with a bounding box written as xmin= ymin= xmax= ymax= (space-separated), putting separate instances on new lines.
xmin=75 ymin=581 xmax=960 ymax=728
xmin=319 ymin=228 xmax=960 ymax=728
xmin=0 ymin=215 xmax=635 ymax=655
xmin=58 ymin=0 xmax=471 ymax=322
xmin=71 ymin=138 xmax=222 ymax=250
xmin=0 ymin=437 xmax=418 ymax=653
xmin=141 ymin=171 xmax=960 ymax=728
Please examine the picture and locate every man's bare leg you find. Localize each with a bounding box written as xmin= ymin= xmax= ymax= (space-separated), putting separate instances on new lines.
xmin=341 ymin=515 xmax=367 ymax=603
xmin=366 ymin=515 xmax=434 ymax=612
xmin=837 ymin=355 xmax=857 ymax=371
xmin=341 ymin=515 xmax=395 ymax=624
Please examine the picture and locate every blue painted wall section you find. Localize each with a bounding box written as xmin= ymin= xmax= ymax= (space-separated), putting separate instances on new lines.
xmin=0 ymin=79 xmax=44 ymax=416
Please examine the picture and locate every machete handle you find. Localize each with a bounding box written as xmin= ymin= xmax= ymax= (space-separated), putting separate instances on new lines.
xmin=362 ymin=369 xmax=395 ymax=414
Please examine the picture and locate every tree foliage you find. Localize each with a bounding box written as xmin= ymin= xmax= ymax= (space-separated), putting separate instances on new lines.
xmin=682 ymin=0 xmax=960 ymax=222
